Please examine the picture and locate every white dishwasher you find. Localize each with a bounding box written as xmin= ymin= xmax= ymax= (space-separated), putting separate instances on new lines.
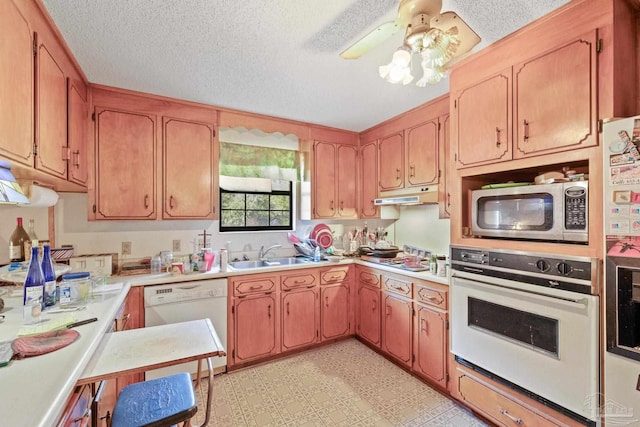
xmin=144 ymin=278 xmax=227 ymax=380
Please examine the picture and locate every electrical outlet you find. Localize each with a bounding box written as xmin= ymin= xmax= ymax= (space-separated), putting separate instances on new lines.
xmin=122 ymin=241 xmax=132 ymax=255
xmin=172 ymin=239 xmax=181 ymax=252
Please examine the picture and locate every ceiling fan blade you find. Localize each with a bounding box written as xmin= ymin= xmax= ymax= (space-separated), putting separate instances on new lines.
xmin=431 ymin=11 xmax=481 ymax=58
xmin=340 ymin=20 xmax=401 ymax=59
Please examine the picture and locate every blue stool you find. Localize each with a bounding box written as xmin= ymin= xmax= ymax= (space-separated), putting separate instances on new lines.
xmin=111 ymin=372 xmax=198 ymax=427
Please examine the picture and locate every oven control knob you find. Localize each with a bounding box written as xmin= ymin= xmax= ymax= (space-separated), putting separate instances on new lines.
xmin=557 ymin=262 xmax=572 ymax=275
xmin=535 ymin=259 xmax=550 ymax=272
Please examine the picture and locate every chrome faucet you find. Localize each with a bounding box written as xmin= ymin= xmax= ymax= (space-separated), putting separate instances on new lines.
xmin=259 ymin=244 xmax=282 ymax=260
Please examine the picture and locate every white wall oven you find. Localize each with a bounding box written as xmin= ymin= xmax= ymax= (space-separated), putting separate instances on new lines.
xmin=450 ymin=246 xmax=599 ymax=425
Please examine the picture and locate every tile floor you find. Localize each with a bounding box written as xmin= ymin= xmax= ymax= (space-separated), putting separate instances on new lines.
xmin=192 ymin=339 xmax=488 ymax=426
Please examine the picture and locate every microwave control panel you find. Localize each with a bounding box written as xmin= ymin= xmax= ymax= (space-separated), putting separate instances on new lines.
xmin=564 ymin=186 xmax=587 ymax=230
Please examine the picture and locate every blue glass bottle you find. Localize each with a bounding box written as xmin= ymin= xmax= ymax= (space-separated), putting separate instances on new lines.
xmin=23 ymin=246 xmax=44 ymax=309
xmin=41 ymin=244 xmax=56 ymax=307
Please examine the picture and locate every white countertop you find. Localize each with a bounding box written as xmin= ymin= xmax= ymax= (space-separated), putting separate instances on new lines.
xmin=116 ymin=258 xmax=449 ymax=287
xmin=0 ymin=283 xmax=130 ymax=427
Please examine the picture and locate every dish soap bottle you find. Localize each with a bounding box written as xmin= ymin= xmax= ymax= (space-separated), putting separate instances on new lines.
xmin=314 ymin=245 xmax=321 ymax=262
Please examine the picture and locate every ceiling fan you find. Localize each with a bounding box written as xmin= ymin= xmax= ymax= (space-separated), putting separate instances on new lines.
xmin=341 ymin=0 xmax=480 ymax=86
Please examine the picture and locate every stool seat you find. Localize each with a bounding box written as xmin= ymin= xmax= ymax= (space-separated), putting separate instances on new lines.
xmin=111 ymin=372 xmax=197 ymax=427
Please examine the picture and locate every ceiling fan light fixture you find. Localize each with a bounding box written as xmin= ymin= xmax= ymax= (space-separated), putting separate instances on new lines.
xmin=379 ymin=47 xmax=414 ymax=85
xmin=416 ymin=61 xmax=446 ymax=87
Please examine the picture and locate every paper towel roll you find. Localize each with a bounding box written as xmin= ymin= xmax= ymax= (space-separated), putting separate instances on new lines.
xmin=19 ymin=184 xmax=59 ymax=208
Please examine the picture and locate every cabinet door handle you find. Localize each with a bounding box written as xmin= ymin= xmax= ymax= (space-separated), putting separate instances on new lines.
xmin=330 ymin=200 xmax=334 ymax=211
xmin=267 ymin=304 xmax=271 ymax=318
xmin=144 ymin=194 xmax=149 ymax=209
xmin=325 ymin=296 xmax=329 ymax=307
xmin=73 ymin=150 xmax=81 ymax=168
xmin=169 ymin=195 xmax=175 ymax=209
xmin=385 ymin=303 xmax=391 ymax=316
xmin=495 ymin=127 xmax=501 ymax=147
xmin=340 ymin=200 xmax=344 ymax=211
xmin=523 ymin=120 xmax=529 ymax=142
xmin=421 ymin=318 xmax=427 ymax=333
xmin=409 ymin=165 xmax=415 ymax=177
xmin=446 ymin=193 xmax=451 ymax=208
xmin=372 ymin=299 xmax=376 ymax=311
xmin=499 ymin=409 xmax=523 ymax=425
xmin=396 ymin=168 xmax=401 ymax=180
xmin=286 ymin=301 xmax=290 ymax=316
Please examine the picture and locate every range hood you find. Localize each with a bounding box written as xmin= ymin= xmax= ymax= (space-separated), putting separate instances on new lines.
xmin=374 ymin=186 xmax=438 ymax=206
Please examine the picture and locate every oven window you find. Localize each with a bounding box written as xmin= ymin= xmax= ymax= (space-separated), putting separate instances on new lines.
xmin=468 ymin=297 xmax=558 ymax=356
xmin=477 ymin=193 xmax=553 ymax=231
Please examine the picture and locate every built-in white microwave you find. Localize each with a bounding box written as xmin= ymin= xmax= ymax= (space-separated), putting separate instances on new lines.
xmin=471 ymin=181 xmax=588 ymax=243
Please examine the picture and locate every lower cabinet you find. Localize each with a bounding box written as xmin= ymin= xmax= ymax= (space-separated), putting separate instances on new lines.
xmin=57 ymin=384 xmax=92 ymax=427
xmin=413 ymin=303 xmax=447 ymax=388
xmin=233 ymin=293 xmax=279 ymax=364
xmin=357 ymin=282 xmax=381 ymax=347
xmin=381 ymin=292 xmax=413 ymax=368
xmin=320 ymin=283 xmax=350 ymax=341
xmin=281 ymin=287 xmax=318 ymax=351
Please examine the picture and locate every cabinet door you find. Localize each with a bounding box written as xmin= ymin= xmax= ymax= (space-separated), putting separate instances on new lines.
xmin=35 ymin=33 xmax=68 ymax=179
xmin=360 ymin=141 xmax=379 ymax=218
xmin=320 ymin=284 xmax=349 ymax=341
xmin=163 ymin=117 xmax=216 ymax=219
xmin=382 ymin=293 xmax=412 ymax=367
xmin=67 ymin=80 xmax=88 ymax=186
xmin=0 ymin=0 xmax=34 ymax=166
xmin=378 ymin=133 xmax=404 ymax=191
xmin=438 ymin=114 xmax=450 ymax=218
xmin=336 ymin=144 xmax=357 ymax=218
xmin=514 ymin=31 xmax=597 ymax=158
xmin=313 ymin=141 xmax=336 ymax=218
xmin=281 ymin=288 xmax=318 ymax=351
xmin=413 ymin=304 xmax=447 ymax=388
xmin=405 ymin=120 xmax=438 ymax=187
xmin=454 ymin=69 xmax=512 ymax=168
xmin=94 ymin=107 xmax=157 ymax=219
xmin=357 ymin=283 xmax=380 ymax=347
xmin=234 ymin=294 xmax=278 ymax=363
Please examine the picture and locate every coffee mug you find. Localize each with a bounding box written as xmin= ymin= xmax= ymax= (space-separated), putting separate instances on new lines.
xmin=167 ymin=262 xmax=183 ymax=275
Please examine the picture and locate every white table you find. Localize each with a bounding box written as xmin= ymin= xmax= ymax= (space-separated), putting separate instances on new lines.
xmin=79 ymin=319 xmax=225 ymax=427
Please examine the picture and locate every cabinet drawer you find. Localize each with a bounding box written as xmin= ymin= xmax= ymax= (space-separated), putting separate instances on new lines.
xmin=382 ymin=275 xmax=412 ymax=298
xmin=281 ymin=271 xmax=318 ymax=290
xmin=358 ymin=269 xmax=380 ymax=287
xmin=458 ymin=372 xmax=562 ymax=427
xmin=320 ymin=266 xmax=349 ymax=284
xmin=414 ymin=283 xmax=447 ymax=310
xmin=233 ymin=276 xmax=277 ymax=296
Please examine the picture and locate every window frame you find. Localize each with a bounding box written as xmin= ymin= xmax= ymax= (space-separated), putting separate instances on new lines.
xmin=219 ymin=183 xmax=293 ymax=232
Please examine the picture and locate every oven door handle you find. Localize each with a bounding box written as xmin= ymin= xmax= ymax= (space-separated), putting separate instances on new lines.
xmin=453 ymin=276 xmax=593 ymax=307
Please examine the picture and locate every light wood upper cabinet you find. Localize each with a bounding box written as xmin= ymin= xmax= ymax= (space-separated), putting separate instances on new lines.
xmin=359 ymin=140 xmax=378 ymax=218
xmin=312 ymin=140 xmax=358 ymax=219
xmin=378 ymin=133 xmax=404 ymax=191
xmin=163 ymin=117 xmax=217 ymax=219
xmin=0 ymin=0 xmax=34 ymax=166
xmin=453 ymin=31 xmax=598 ymax=169
xmin=453 ymin=69 xmax=512 ymax=168
xmin=513 ymin=31 xmax=598 ymax=158
xmin=67 ymin=80 xmax=89 ymax=186
xmin=94 ymin=107 xmax=157 ymax=220
xmin=35 ymin=34 xmax=68 ymax=179
xmin=406 ymin=120 xmax=439 ymax=187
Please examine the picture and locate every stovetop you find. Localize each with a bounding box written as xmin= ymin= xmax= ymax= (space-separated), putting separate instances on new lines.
xmin=360 ymin=256 xmax=430 ymax=272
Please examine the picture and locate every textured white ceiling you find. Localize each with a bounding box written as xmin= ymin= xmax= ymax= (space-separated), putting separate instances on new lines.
xmin=41 ymin=0 xmax=570 ymax=132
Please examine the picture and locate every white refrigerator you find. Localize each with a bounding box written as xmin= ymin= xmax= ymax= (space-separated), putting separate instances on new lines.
xmin=603 ymin=117 xmax=640 ymax=425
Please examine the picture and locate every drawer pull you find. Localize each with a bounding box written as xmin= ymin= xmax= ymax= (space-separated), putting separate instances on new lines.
xmin=249 ymin=285 xmax=263 ymax=290
xmin=426 ymin=295 xmax=439 ymax=301
xmin=499 ymin=409 xmax=523 ymax=425
xmin=294 ymin=280 xmax=304 ymax=284
xmin=307 ymin=285 xmax=315 ymax=289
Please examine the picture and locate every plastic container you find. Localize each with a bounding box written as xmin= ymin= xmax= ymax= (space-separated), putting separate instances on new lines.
xmin=60 ymin=272 xmax=92 ymax=306
xmin=150 ymin=256 xmax=162 ymax=274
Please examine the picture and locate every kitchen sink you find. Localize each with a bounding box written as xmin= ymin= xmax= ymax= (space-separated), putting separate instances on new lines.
xmin=228 ymin=257 xmax=313 ymax=270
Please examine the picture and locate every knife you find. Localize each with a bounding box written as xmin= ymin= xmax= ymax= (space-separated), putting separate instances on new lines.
xmin=66 ymin=318 xmax=98 ymax=329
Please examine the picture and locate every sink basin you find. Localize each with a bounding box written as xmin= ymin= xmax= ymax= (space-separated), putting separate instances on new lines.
xmin=263 ymin=257 xmax=311 ymax=266
xmin=228 ymin=257 xmax=313 ymax=270
xmin=228 ymin=260 xmax=266 ymax=269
